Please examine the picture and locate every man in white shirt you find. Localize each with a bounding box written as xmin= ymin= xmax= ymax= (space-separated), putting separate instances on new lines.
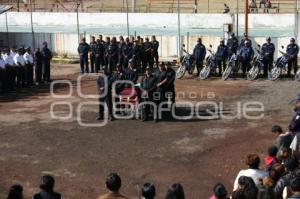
xmin=3 ymin=49 xmax=16 ymax=90
xmin=24 ymin=47 xmax=34 ymax=86
xmin=233 ymin=154 xmax=267 ymax=191
xmin=14 ymin=48 xmax=26 ymax=87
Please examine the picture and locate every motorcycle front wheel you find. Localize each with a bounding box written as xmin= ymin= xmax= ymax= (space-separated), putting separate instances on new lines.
xmin=269 ymin=67 xmax=282 ymax=81
xmin=199 ymin=64 xmax=211 ymax=80
xmin=247 ymin=65 xmax=260 ymax=81
xmin=222 ymin=64 xmax=233 ymax=81
xmin=176 ymin=64 xmax=187 ymax=79
xmin=295 ymin=69 xmax=300 ymax=81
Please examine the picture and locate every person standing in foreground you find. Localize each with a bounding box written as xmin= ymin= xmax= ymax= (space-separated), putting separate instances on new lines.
xmin=77 ymin=38 xmax=90 ymax=74
xmin=261 ymin=37 xmax=275 ymax=77
xmin=97 ymin=173 xmax=128 ymax=199
xmin=32 ymin=175 xmax=62 ymax=199
xmin=286 ymin=38 xmax=299 ymax=78
xmin=41 ymin=42 xmax=53 ymax=82
xmin=193 ymin=38 xmax=206 ymax=76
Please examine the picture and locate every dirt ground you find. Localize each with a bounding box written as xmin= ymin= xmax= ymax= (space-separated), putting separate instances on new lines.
xmin=0 ymin=64 xmax=299 ymax=199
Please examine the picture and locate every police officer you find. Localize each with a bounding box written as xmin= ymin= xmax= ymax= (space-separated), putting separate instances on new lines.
xmin=227 ymin=33 xmax=239 ymax=57
xmin=239 ymin=33 xmax=252 ymax=48
xmin=124 ymin=59 xmax=138 ymax=84
xmin=24 ymin=47 xmax=34 ymax=86
xmin=3 ymin=48 xmax=15 ymax=90
xmin=193 ymin=38 xmax=206 ymax=76
xmin=13 ymin=47 xmax=26 ymax=87
xmin=216 ymin=39 xmax=228 ymax=76
xmin=239 ymin=40 xmax=254 ymax=77
xmin=108 ymin=37 xmax=119 ymax=72
xmin=261 ymin=37 xmax=275 ymax=77
xmin=77 ymin=37 xmax=90 ymax=74
xmin=104 ymin=37 xmax=111 ymax=69
xmin=0 ymin=50 xmax=7 ymax=94
xmin=286 ymin=38 xmax=299 ymax=77
xmin=143 ymin=37 xmax=153 ymax=68
xmin=156 ymin=62 xmax=168 ymax=103
xmin=96 ymin=69 xmax=115 ymax=121
xmin=289 ymin=94 xmax=300 ymax=134
xmin=118 ymin=36 xmax=125 ymax=68
xmin=95 ymin=39 xmax=105 ymax=73
xmin=122 ymin=37 xmax=133 ymax=69
xmin=132 ymin=40 xmax=142 ymax=71
xmin=165 ymin=62 xmax=176 ymax=104
xmin=34 ymin=48 xmax=43 ymax=85
xmin=41 ymin=42 xmax=53 ymax=82
xmin=90 ymin=36 xmax=97 ymax=73
xmin=151 ymin=36 xmax=159 ymax=68
xmin=141 ymin=67 xmax=157 ymax=122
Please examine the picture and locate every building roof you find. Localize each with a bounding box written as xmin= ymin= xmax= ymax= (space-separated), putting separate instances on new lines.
xmin=0 ymin=5 xmax=13 ymax=15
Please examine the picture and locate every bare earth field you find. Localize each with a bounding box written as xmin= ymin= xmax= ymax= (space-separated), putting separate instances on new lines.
xmin=0 ymin=64 xmax=299 ymax=199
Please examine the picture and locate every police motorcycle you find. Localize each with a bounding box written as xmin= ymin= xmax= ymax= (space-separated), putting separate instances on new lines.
xmin=247 ymin=45 xmax=264 ymax=80
xmin=176 ymin=44 xmax=194 ymax=79
xmin=269 ymin=46 xmax=289 ymax=81
xmin=199 ymin=45 xmax=218 ymax=80
xmin=222 ymin=52 xmax=238 ymax=80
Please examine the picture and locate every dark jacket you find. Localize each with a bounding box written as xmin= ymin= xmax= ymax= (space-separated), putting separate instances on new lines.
xmin=41 ymin=47 xmax=53 ymax=62
xmin=77 ymin=42 xmax=90 ymax=56
xmin=124 ymin=68 xmax=138 ymax=83
xmin=151 ymin=40 xmax=159 ymax=52
xmin=193 ymin=43 xmax=206 ymax=62
xmin=108 ymin=42 xmax=119 ymax=59
xmin=289 ymin=108 xmax=300 ymax=133
xmin=239 ymin=46 xmax=254 ymax=61
xmin=227 ymin=37 xmax=239 ymax=54
xmin=287 ymin=44 xmax=299 ymax=58
xmin=122 ymin=43 xmax=133 ymax=59
xmin=141 ymin=74 xmax=157 ymax=99
xmin=262 ymin=43 xmax=275 ymax=60
xmin=216 ymin=44 xmax=228 ymax=60
xmin=33 ymin=191 xmax=61 ymax=199
xmin=90 ymin=41 xmax=97 ymax=55
xmin=239 ymin=38 xmax=252 ymax=48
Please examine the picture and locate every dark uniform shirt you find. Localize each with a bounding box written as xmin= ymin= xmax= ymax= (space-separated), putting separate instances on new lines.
xmin=77 ymin=42 xmax=90 ymax=56
xmin=108 ymin=42 xmax=119 ymax=59
xmin=261 ymin=43 xmax=275 ymax=60
xmin=34 ymin=51 xmax=43 ymax=65
xmin=216 ymin=44 xmax=228 ymax=60
xmin=239 ymin=46 xmax=254 ymax=61
xmin=95 ymin=41 xmax=105 ymax=57
xmin=239 ymin=38 xmax=252 ymax=48
xmin=151 ymin=40 xmax=159 ymax=52
xmin=227 ymin=37 xmax=239 ymax=54
xmin=193 ymin=43 xmax=206 ymax=62
xmin=289 ymin=108 xmax=300 ymax=133
xmin=125 ymin=68 xmax=138 ymax=83
xmin=287 ymin=44 xmax=299 ymax=58
xmin=141 ymin=74 xmax=157 ymax=99
xmin=143 ymin=41 xmax=152 ymax=57
xmin=166 ymin=67 xmax=175 ymax=90
xmin=33 ymin=191 xmax=61 ymax=199
xmin=41 ymin=47 xmax=53 ymax=61
xmin=122 ymin=43 xmax=133 ymax=59
xmin=90 ymin=41 xmax=97 ymax=55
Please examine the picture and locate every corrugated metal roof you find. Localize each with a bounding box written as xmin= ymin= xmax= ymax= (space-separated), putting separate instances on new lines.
xmin=0 ymin=5 xmax=13 ymax=15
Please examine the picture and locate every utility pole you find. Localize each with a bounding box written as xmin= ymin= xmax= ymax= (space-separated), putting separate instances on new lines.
xmin=194 ymin=0 xmax=197 ymax=13
xmin=77 ymin=3 xmax=80 ymax=44
xmin=236 ymin=0 xmax=239 ymax=37
xmin=30 ymin=0 xmax=35 ymax=49
xmin=245 ymin=0 xmax=249 ymax=35
xmin=126 ymin=0 xmax=130 ymax=37
xmin=177 ymin=0 xmax=181 ymax=58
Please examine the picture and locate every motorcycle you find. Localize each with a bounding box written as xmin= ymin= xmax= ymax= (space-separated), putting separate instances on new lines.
xmin=296 ymin=69 xmax=300 ymax=81
xmin=199 ymin=45 xmax=218 ymax=80
xmin=247 ymin=45 xmax=265 ymax=80
xmin=269 ymin=46 xmax=289 ymax=81
xmin=176 ymin=44 xmax=194 ymax=79
xmin=222 ymin=53 xmax=238 ymax=80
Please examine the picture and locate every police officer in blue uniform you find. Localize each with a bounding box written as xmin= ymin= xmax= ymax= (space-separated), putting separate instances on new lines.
xmin=216 ymin=39 xmax=228 ymax=76
xmin=289 ymin=94 xmax=300 ymax=134
xmin=143 ymin=37 xmax=153 ymax=69
xmin=95 ymin=38 xmax=105 ymax=73
xmin=104 ymin=37 xmax=111 ymax=70
xmin=107 ymin=37 xmax=119 ymax=72
xmin=227 ymin=33 xmax=239 ymax=57
xmin=90 ymin=36 xmax=97 ymax=73
xmin=118 ymin=36 xmax=125 ymax=68
xmin=41 ymin=42 xmax=53 ymax=82
xmin=239 ymin=33 xmax=252 ymax=48
xmin=77 ymin=38 xmax=90 ymax=74
xmin=151 ymin=36 xmax=160 ymax=68
xmin=165 ymin=62 xmax=176 ymax=104
xmin=286 ymin=38 xmax=299 ymax=77
xmin=132 ymin=40 xmax=142 ymax=71
xmin=261 ymin=37 xmax=275 ymax=77
xmin=122 ymin=38 xmax=133 ymax=69
xmin=239 ymin=40 xmax=254 ymax=77
xmin=193 ymin=38 xmax=206 ymax=76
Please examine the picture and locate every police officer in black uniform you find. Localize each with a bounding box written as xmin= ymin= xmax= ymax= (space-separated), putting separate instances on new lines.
xmin=156 ymin=62 xmax=168 ymax=103
xmin=165 ymin=62 xmax=176 ymax=104
xmin=143 ymin=37 xmax=153 ymax=68
xmin=125 ymin=59 xmax=138 ymax=84
xmin=41 ymin=42 xmax=53 ymax=82
xmin=132 ymin=40 xmax=142 ymax=71
xmin=104 ymin=37 xmax=111 ymax=69
xmin=77 ymin=38 xmax=90 ymax=74
xmin=34 ymin=48 xmax=43 ymax=85
xmin=97 ymin=69 xmax=115 ymax=121
xmin=141 ymin=67 xmax=157 ymax=122
xmin=108 ymin=37 xmax=119 ymax=72
xmin=118 ymin=36 xmax=125 ymax=68
xmin=261 ymin=37 xmax=275 ymax=77
xmin=151 ymin=36 xmax=159 ymax=68
xmin=289 ymin=94 xmax=300 ymax=134
xmin=227 ymin=33 xmax=239 ymax=57
xmin=95 ymin=38 xmax=105 ymax=73
xmin=122 ymin=37 xmax=133 ymax=69
xmin=239 ymin=40 xmax=254 ymax=77
xmin=286 ymin=38 xmax=299 ymax=77
xmin=216 ymin=39 xmax=228 ymax=76
xmin=193 ymin=38 xmax=206 ymax=76
xmin=89 ymin=36 xmax=97 ymax=73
